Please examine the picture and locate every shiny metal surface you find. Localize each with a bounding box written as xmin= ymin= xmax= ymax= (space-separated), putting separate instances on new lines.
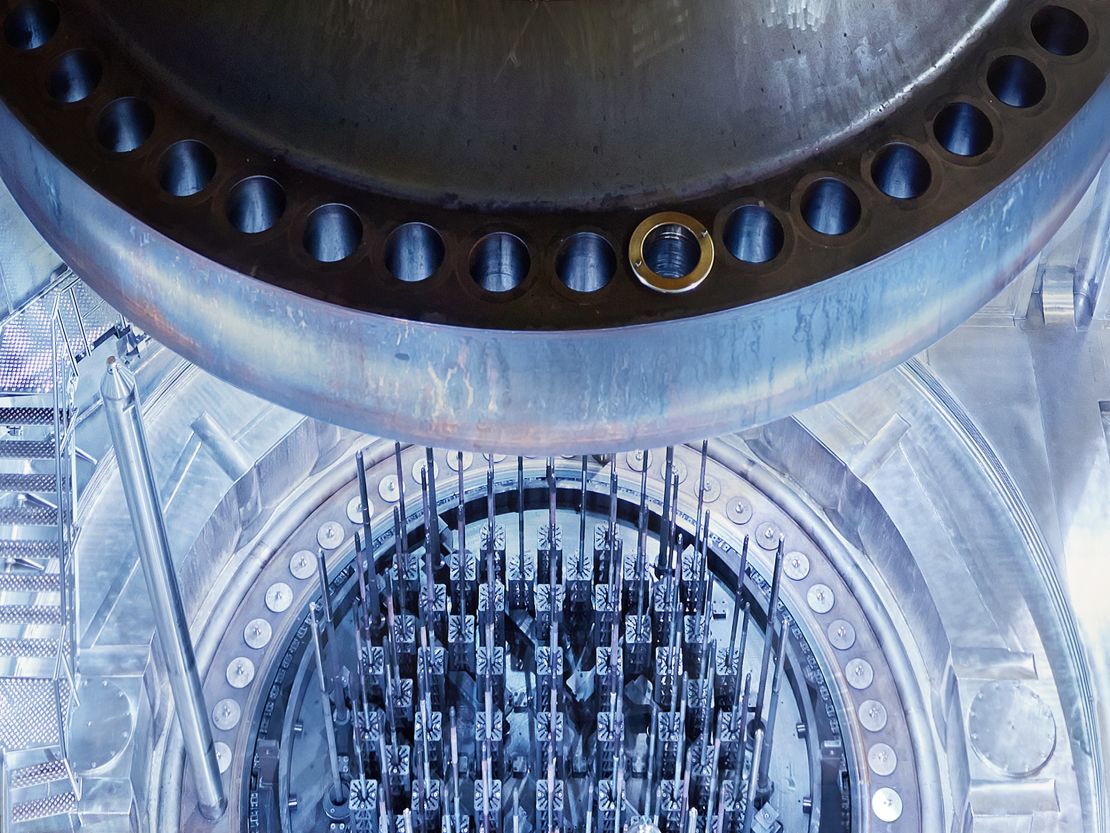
xmin=0 ymin=179 xmax=57 ymax=316
xmin=37 ymin=185 xmax=1105 ymax=827
xmin=0 ymin=4 xmax=1105 ymax=832
xmin=0 ymin=1 xmax=1107 ymax=449
xmin=100 ymin=356 xmax=226 ymax=821
xmin=1 ymin=71 xmax=1106 ymax=452
xmin=224 ymin=448 xmax=865 ymax=833
xmin=74 ymin=0 xmax=1002 ymax=210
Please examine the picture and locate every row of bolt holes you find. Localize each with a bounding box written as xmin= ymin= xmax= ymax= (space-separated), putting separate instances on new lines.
xmin=3 ymin=1 xmax=1093 ymax=293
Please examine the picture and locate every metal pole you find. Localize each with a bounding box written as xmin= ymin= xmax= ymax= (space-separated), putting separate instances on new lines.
xmin=100 ymin=356 xmax=226 ymax=820
xmin=315 ymin=548 xmax=350 ymax=725
xmin=310 ymin=603 xmax=347 ymax=808
xmin=1 ymin=752 xmax=10 ymax=828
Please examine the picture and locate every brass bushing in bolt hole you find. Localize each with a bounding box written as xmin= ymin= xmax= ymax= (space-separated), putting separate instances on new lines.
xmin=629 ymin=211 xmax=715 ymax=294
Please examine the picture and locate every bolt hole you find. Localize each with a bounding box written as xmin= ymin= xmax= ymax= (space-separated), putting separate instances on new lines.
xmin=304 ymin=204 xmax=362 ymax=263
xmin=47 ymin=49 xmax=100 ymax=103
xmin=3 ymin=0 xmax=58 ymax=50
xmin=385 ymin=223 xmax=444 ymax=283
xmin=227 ymin=176 xmax=285 ymax=234
xmin=933 ymin=102 xmax=994 ymax=158
xmin=801 ymin=179 xmax=861 ymax=236
xmin=988 ymin=55 xmax=1047 ymax=108
xmin=643 ymin=223 xmax=700 ymax=279
xmin=723 ymin=205 xmax=784 ymax=264
xmin=96 ymin=98 xmax=154 ymax=154
xmin=470 ymin=233 xmax=529 ymax=292
xmin=871 ymin=144 xmax=932 ymax=200
xmin=1031 ymin=6 xmax=1089 ymax=56
xmin=158 ymin=140 xmax=217 ymax=197
xmin=557 ymin=233 xmax=615 ymax=292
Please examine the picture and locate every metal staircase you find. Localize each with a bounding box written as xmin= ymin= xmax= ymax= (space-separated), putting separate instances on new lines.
xmin=0 ymin=271 xmax=119 ymax=830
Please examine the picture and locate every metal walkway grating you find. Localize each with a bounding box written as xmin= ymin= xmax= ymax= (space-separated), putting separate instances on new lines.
xmin=0 ymin=408 xmax=54 ymax=426
xmin=0 ymin=273 xmax=116 ymax=396
xmin=11 ymin=790 xmax=77 ymax=822
xmin=0 ymin=638 xmax=58 ymax=657
xmin=10 ymin=758 xmax=69 ymax=789
xmin=0 ymin=677 xmax=63 ymax=749
xmin=0 ymin=540 xmax=59 ymax=560
xmin=0 ymin=474 xmax=56 ymax=493
xmin=0 ymin=605 xmax=63 ymax=625
xmin=0 ymin=573 xmax=61 ymax=593
xmin=0 ymin=439 xmax=55 ymax=460
xmin=0 ymin=506 xmax=58 ymax=526
xmin=0 ymin=300 xmax=57 ymax=396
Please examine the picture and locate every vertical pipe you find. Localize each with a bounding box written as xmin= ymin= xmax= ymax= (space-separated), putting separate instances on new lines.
xmin=635 ymin=450 xmax=649 ymax=618
xmin=741 ymin=727 xmax=764 ymax=833
xmin=419 ymin=469 xmax=436 ymax=633
xmin=694 ymin=440 xmax=708 ymax=554
xmin=457 ymin=455 xmax=468 ymax=624
xmin=517 ymin=457 xmax=525 ymax=565
xmin=579 ymin=457 xmax=588 ymax=564
xmin=316 ymin=548 xmax=350 ymax=725
xmin=450 ymin=706 xmax=462 ymax=833
xmin=394 ymin=443 xmax=408 ymax=529
xmin=1 ymin=752 xmax=11 ymax=828
xmin=425 ymin=448 xmax=441 ymax=561
xmin=100 ymin=356 xmax=226 ymax=820
xmin=545 ymin=458 xmax=559 ymax=833
xmin=356 ymin=451 xmax=382 ymax=623
xmin=757 ymin=617 xmax=789 ymax=798
xmin=309 ymin=602 xmax=347 ymax=807
xmin=753 ymin=540 xmax=785 ymax=726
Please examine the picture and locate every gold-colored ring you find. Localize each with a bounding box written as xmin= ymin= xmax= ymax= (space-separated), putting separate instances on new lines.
xmin=628 ymin=211 xmax=714 ymax=294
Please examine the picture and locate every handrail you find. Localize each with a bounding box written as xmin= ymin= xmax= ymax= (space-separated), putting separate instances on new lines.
xmin=49 ymin=296 xmax=81 ymax=800
xmin=1 ymin=751 xmax=10 ymax=828
xmin=0 ymin=265 xmax=74 ymax=328
xmin=0 ymin=265 xmax=116 ymax=396
xmin=0 ymin=268 xmax=87 ymax=830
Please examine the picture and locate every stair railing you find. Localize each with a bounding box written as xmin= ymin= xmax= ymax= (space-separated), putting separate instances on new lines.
xmin=0 ymin=752 xmax=10 ymax=827
xmin=49 ymin=294 xmax=81 ymax=801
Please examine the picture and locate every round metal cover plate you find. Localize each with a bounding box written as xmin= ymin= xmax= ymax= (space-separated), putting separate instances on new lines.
xmin=969 ymin=680 xmax=1057 ymax=777
xmin=70 ymin=678 xmax=133 ymax=773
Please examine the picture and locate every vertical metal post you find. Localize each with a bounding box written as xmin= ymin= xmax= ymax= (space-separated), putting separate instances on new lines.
xmin=100 ymin=357 xmax=226 ymax=820
xmin=315 ymin=548 xmax=350 ymax=725
xmin=1 ymin=752 xmax=10 ymax=829
xmin=309 ymin=603 xmax=348 ymax=809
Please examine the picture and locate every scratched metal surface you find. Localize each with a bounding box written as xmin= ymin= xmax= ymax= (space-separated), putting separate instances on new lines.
xmin=86 ymin=0 xmax=1005 ymax=209
xmin=3 ymin=0 xmax=1106 ymax=451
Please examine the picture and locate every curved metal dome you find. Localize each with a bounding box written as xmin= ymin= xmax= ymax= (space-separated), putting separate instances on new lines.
xmin=0 ymin=0 xmax=1107 ymax=450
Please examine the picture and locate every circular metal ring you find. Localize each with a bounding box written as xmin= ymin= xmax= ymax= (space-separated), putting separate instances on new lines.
xmin=629 ymin=212 xmax=714 ymax=294
xmin=0 ymin=0 xmax=1107 ymax=451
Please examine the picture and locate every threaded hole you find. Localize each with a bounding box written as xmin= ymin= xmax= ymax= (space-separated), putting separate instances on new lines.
xmin=801 ymin=179 xmax=861 ymax=236
xmin=871 ymin=144 xmax=932 ymax=200
xmin=557 ymin=233 xmax=615 ymax=292
xmin=159 ymin=140 xmax=217 ymax=197
xmin=3 ymin=0 xmax=58 ymax=50
xmin=723 ymin=206 xmax=783 ymax=264
xmin=47 ymin=49 xmax=100 ymax=103
xmin=386 ymin=223 xmax=444 ymax=283
xmin=643 ymin=223 xmax=700 ymax=279
xmin=96 ymin=98 xmax=155 ymax=154
xmin=933 ymin=102 xmax=993 ymax=158
xmin=470 ymin=233 xmax=529 ymax=292
xmin=1031 ymin=6 xmax=1089 ymax=56
xmin=227 ymin=176 xmax=285 ymax=234
xmin=304 ymin=204 xmax=362 ymax=263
